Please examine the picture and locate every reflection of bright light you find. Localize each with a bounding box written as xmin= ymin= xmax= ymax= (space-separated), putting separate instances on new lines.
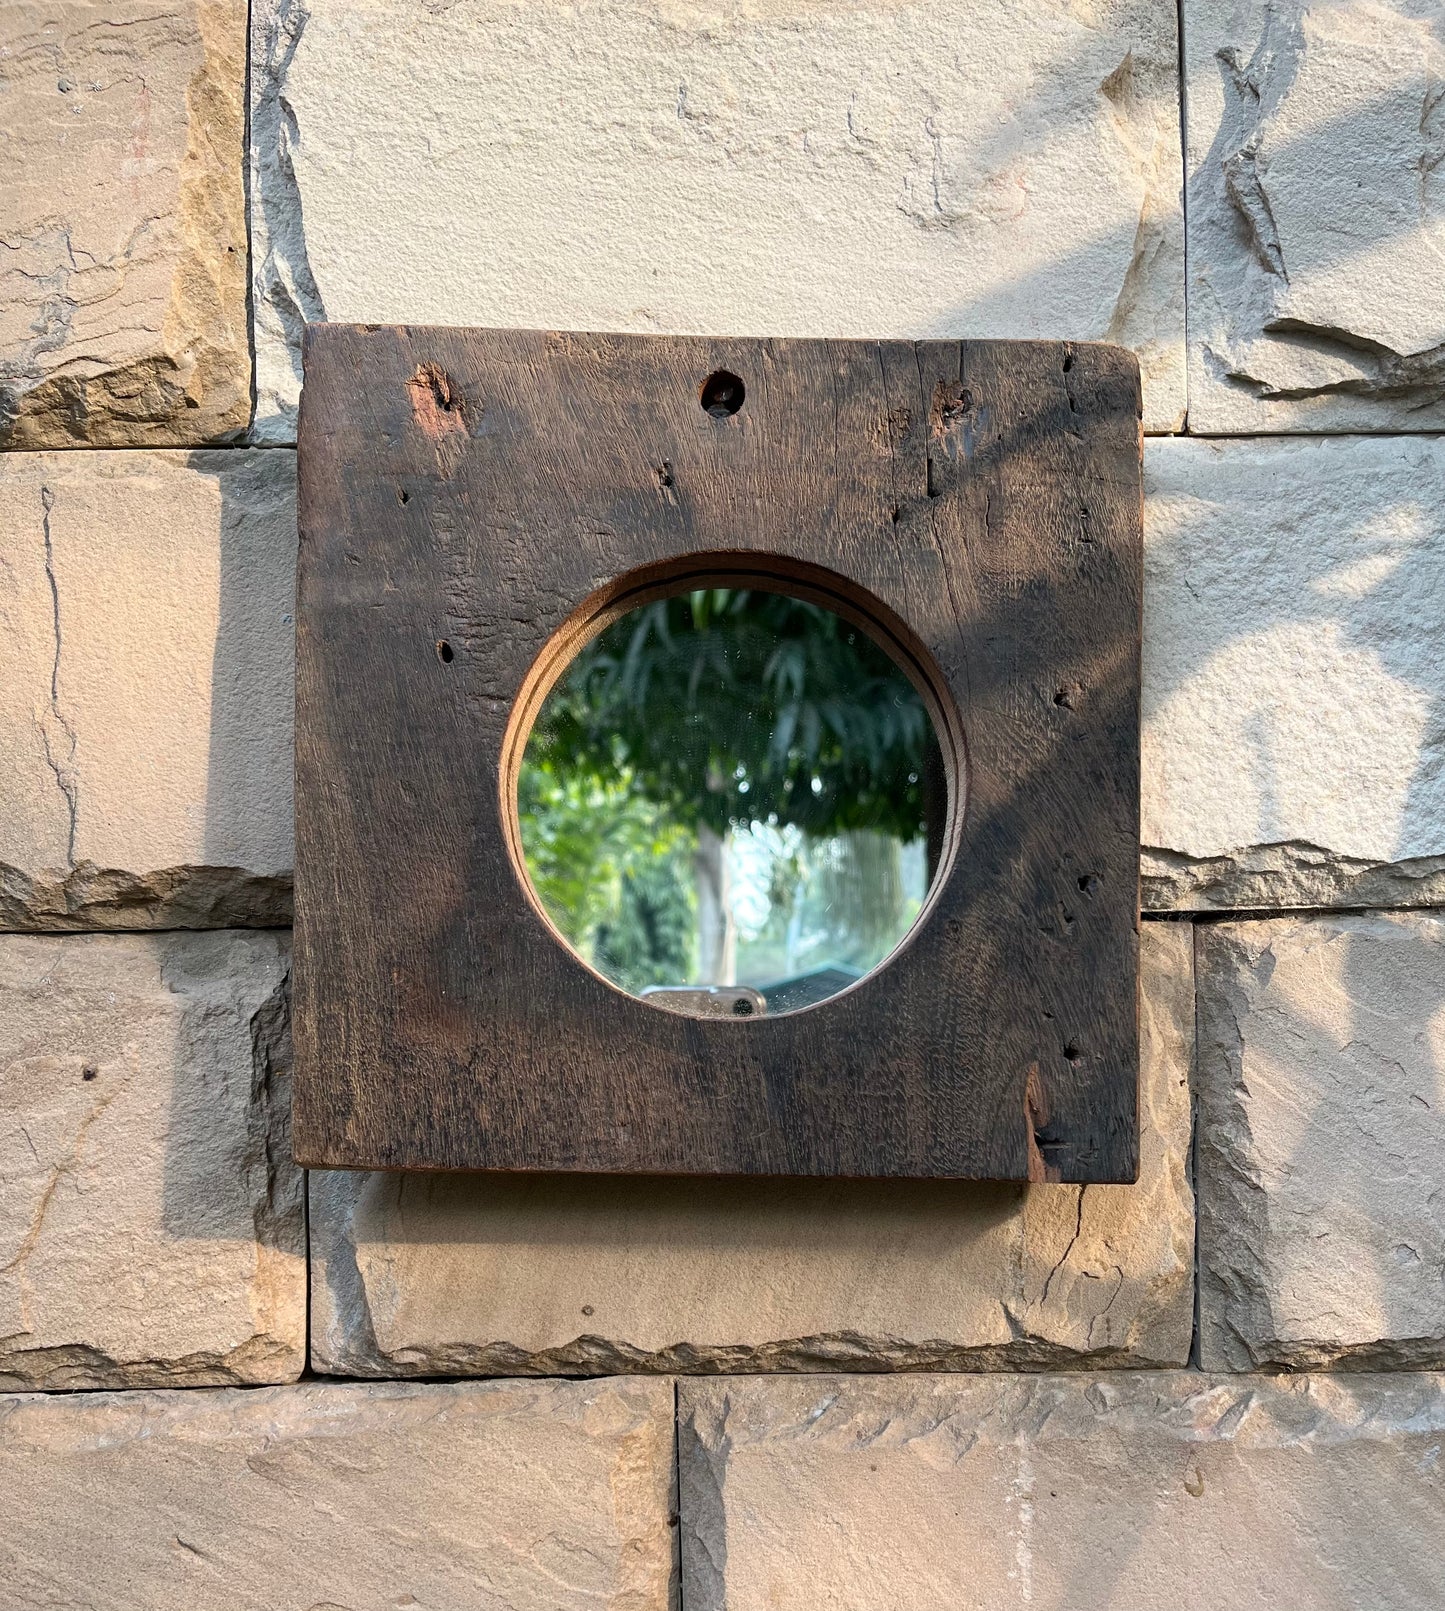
xmin=725 ymin=826 xmax=932 ymax=968
xmin=727 ymin=822 xmax=802 ymax=940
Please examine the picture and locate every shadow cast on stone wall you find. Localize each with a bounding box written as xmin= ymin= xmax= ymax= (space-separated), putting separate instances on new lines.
xmin=308 ymin=1167 xmax=1087 ymax=1378
xmin=1197 ymin=911 xmax=1445 ymax=1373
xmin=196 ymin=447 xmax=296 ymax=916
xmin=1143 ymin=439 xmax=1445 ymax=861
xmin=1190 ymin=5 xmax=1445 ymax=417
xmin=155 ymin=453 xmax=298 ymax=1250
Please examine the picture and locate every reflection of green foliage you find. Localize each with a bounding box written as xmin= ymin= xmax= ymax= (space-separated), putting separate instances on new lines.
xmin=518 ymin=749 xmax=696 ymax=984
xmin=595 ymin=848 xmax=696 ymax=994
xmin=520 ymin=589 xmax=941 ymax=993
xmin=529 ymin=589 xmax=938 ymax=839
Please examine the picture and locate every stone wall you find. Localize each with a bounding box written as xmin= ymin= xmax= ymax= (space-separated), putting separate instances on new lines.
xmin=2 ymin=1 xmax=1441 ymax=1604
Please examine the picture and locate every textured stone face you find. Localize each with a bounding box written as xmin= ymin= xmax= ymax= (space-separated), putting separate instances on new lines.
xmin=1142 ymin=436 xmax=1445 ymax=911
xmin=309 ymin=923 xmax=1193 ymax=1375
xmin=0 ymin=450 xmax=295 ymax=930
xmin=679 ymin=1372 xmax=1445 ymax=1611
xmin=0 ymin=1377 xmax=676 ymax=1610
xmin=1197 ymin=912 xmax=1445 ymax=1371
xmin=0 ymin=930 xmax=304 ymax=1389
xmin=1186 ymin=0 xmax=1445 ymax=433
xmin=0 ymin=2 xmax=251 ymax=447
xmin=249 ymin=0 xmax=1186 ymax=440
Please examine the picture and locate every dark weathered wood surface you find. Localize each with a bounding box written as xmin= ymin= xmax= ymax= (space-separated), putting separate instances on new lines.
xmin=294 ymin=327 xmax=1142 ymax=1181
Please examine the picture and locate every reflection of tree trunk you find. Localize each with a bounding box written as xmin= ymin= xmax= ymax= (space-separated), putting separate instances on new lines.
xmin=820 ymin=831 xmax=906 ymax=971
xmin=694 ymin=823 xmax=736 ymax=985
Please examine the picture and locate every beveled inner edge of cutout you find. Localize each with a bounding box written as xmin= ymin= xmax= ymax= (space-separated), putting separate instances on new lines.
xmin=499 ymin=552 xmax=969 ymax=1017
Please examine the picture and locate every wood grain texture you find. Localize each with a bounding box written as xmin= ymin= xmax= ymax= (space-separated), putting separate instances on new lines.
xmin=294 ymin=328 xmax=1142 ymax=1182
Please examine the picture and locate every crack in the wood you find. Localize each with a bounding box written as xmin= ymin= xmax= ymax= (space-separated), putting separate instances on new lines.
xmin=913 ymin=345 xmax=972 ymax=719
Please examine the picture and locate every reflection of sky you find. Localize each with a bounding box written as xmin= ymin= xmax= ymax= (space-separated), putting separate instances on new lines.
xmin=728 ymin=822 xmax=802 ymax=941
xmin=900 ymin=839 xmax=926 ymax=906
xmin=727 ymin=823 xmax=929 ymax=975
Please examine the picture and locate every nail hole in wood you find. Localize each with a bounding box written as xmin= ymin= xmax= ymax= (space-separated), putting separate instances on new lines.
xmin=700 ymin=370 xmax=745 ymax=418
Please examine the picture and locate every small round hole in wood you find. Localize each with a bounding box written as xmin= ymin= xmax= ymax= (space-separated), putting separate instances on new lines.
xmin=700 ymin=370 xmax=745 ymax=418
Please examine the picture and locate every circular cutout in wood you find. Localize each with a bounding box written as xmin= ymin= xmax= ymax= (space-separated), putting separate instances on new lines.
xmin=503 ymin=559 xmax=963 ymax=1017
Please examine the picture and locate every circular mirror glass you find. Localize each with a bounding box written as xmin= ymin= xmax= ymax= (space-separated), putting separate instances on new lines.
xmin=516 ymin=585 xmax=949 ymax=1017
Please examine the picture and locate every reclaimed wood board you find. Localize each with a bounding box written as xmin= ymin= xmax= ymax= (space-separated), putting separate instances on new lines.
xmin=294 ymin=326 xmax=1142 ymax=1181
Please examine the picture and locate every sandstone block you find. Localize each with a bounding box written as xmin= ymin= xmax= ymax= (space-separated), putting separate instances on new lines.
xmin=679 ymin=1372 xmax=1445 ymax=1611
xmin=1142 ymin=435 xmax=1445 ymax=911
xmin=0 ymin=930 xmax=304 ymax=1389
xmin=0 ymin=2 xmax=250 ymax=447
xmin=250 ymin=0 xmax=1186 ymax=441
xmin=0 ymin=1377 xmax=676 ymax=1610
xmin=1185 ymin=0 xmax=1445 ymax=433
xmin=310 ymin=923 xmax=1193 ymax=1376
xmin=0 ymin=449 xmax=295 ymax=929
xmin=1197 ymin=912 xmax=1445 ymax=1371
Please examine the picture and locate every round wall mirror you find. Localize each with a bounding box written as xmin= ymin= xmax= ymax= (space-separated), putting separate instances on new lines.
xmin=515 ymin=583 xmax=950 ymax=1017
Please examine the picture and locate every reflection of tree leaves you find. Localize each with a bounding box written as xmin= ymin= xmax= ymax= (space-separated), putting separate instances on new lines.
xmin=529 ymin=589 xmax=939 ymax=838
xmin=594 ymin=845 xmax=696 ymax=993
xmin=518 ymin=755 xmax=696 ymax=985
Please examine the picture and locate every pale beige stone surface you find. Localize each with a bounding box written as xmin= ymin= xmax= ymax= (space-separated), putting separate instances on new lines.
xmin=0 ymin=2 xmax=250 ymax=448
xmin=309 ymin=923 xmax=1193 ymax=1376
xmin=250 ymin=0 xmax=1186 ymax=441
xmin=0 ymin=1376 xmax=676 ymax=1611
xmin=1142 ymin=436 xmax=1445 ymax=911
xmin=679 ymin=1371 xmax=1445 ymax=1611
xmin=1185 ymin=0 xmax=1445 ymax=433
xmin=1197 ymin=912 xmax=1445 ymax=1371
xmin=0 ymin=449 xmax=295 ymax=929
xmin=0 ymin=930 xmax=304 ymax=1389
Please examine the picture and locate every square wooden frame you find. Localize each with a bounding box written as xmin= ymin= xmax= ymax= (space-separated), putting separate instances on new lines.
xmin=294 ymin=326 xmax=1142 ymax=1182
